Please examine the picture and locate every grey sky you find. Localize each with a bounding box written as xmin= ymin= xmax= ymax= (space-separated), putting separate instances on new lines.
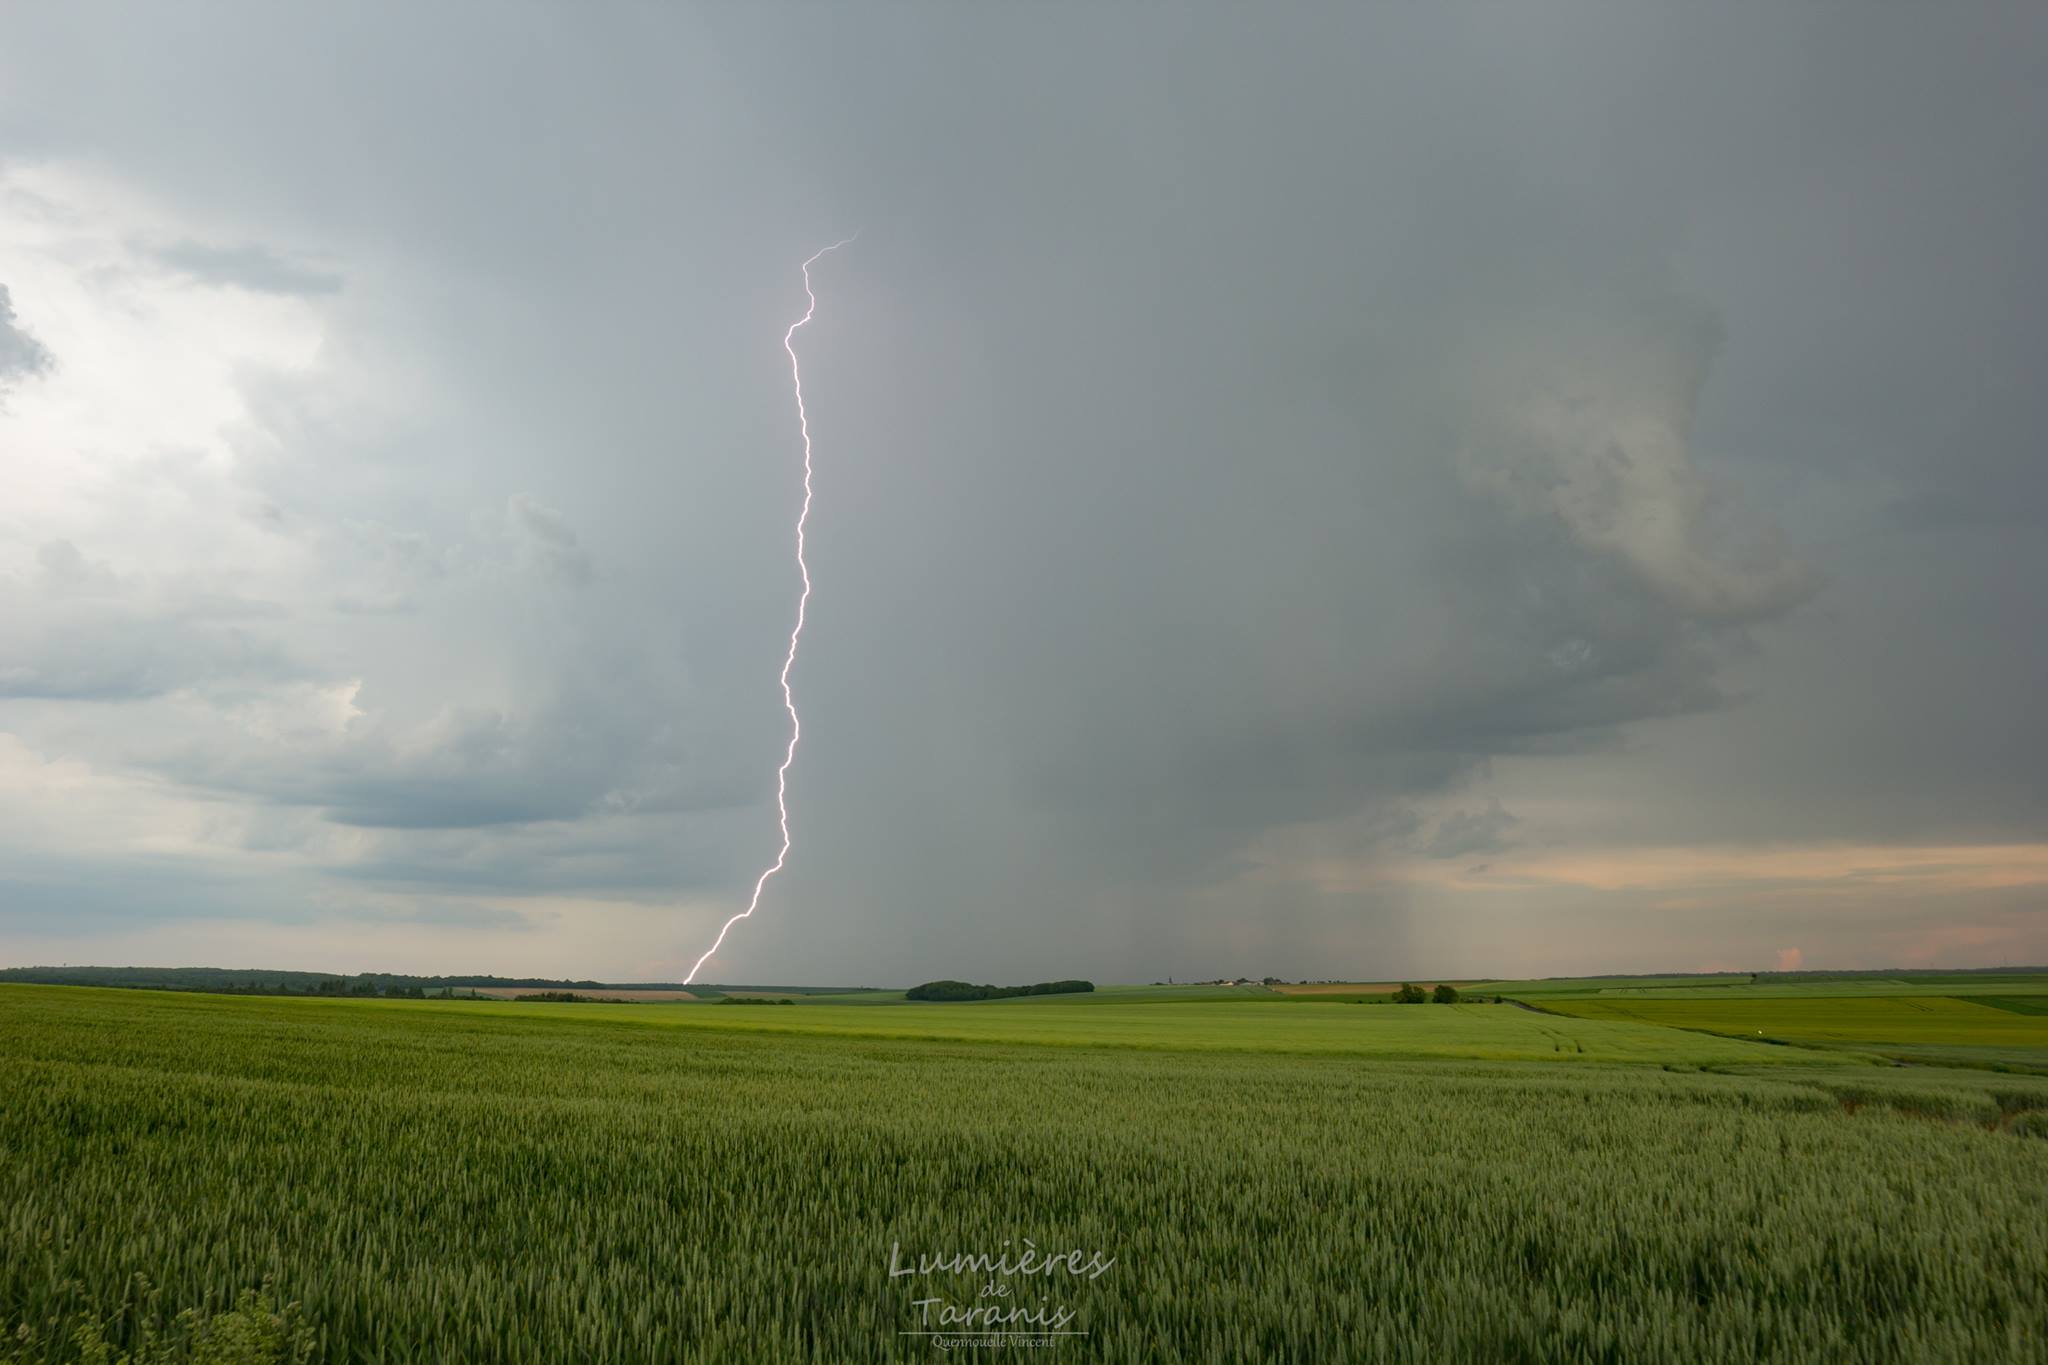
xmin=1 ymin=4 xmax=2043 ymax=983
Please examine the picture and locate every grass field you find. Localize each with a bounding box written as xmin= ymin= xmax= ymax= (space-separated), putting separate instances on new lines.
xmin=1979 ymin=996 xmax=2048 ymax=1016
xmin=786 ymin=984 xmax=1288 ymax=1006
xmin=1543 ymin=980 xmax=2048 ymax=1000
xmin=1544 ymin=994 xmax=2048 ymax=1045
xmin=1470 ymin=975 xmax=1759 ymax=995
xmin=464 ymin=987 xmax=702 ymax=1002
xmin=1471 ymin=973 xmax=2048 ymax=998
xmin=1543 ymin=994 xmax=2048 ymax=1073
xmin=5 ymin=983 xmax=2048 ymax=1362
xmin=527 ymin=996 xmax=1841 ymax=1064
xmin=1267 ymin=983 xmax=1482 ymax=1005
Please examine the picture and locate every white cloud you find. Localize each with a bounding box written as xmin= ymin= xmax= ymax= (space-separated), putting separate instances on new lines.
xmin=0 ymin=164 xmax=328 ymax=601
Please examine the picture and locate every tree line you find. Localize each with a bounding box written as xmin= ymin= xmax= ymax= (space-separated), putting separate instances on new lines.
xmin=905 ymin=979 xmax=1095 ymax=1002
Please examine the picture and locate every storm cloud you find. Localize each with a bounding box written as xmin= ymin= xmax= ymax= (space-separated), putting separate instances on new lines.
xmin=1 ymin=4 xmax=2043 ymax=982
xmin=0 ymin=283 xmax=50 ymax=388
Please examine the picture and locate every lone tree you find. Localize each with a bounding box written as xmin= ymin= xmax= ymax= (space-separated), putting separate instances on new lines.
xmin=1432 ymin=982 xmax=1460 ymax=1004
xmin=1391 ymin=982 xmax=1428 ymax=1004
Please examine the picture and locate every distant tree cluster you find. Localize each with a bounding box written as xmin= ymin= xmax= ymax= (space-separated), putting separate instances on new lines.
xmin=1390 ymin=983 xmax=1460 ymax=1004
xmin=513 ymin=991 xmax=625 ymax=1004
xmin=905 ymin=979 xmax=1094 ymax=1002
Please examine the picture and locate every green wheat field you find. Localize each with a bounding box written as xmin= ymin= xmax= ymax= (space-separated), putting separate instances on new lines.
xmin=5 ymin=976 xmax=2048 ymax=1362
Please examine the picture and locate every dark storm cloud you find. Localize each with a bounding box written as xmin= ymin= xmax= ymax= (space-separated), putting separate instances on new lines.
xmin=805 ymin=160 xmax=1814 ymax=917
xmin=234 ymin=701 xmax=653 ymax=831
xmin=0 ymin=283 xmax=51 ymax=386
xmin=136 ymin=638 xmax=755 ymax=841
xmin=1422 ymin=802 xmax=1519 ymax=862
xmin=2 ymin=3 xmax=2044 ymax=978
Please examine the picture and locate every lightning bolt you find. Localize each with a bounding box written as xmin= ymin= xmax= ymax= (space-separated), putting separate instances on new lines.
xmin=683 ymin=238 xmax=854 ymax=985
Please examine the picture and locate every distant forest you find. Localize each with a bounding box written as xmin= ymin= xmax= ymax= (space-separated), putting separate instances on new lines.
xmin=905 ymin=979 xmax=1094 ymax=1002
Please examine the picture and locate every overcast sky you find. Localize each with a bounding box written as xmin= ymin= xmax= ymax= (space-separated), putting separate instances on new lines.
xmin=2 ymin=5 xmax=2044 ymax=984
